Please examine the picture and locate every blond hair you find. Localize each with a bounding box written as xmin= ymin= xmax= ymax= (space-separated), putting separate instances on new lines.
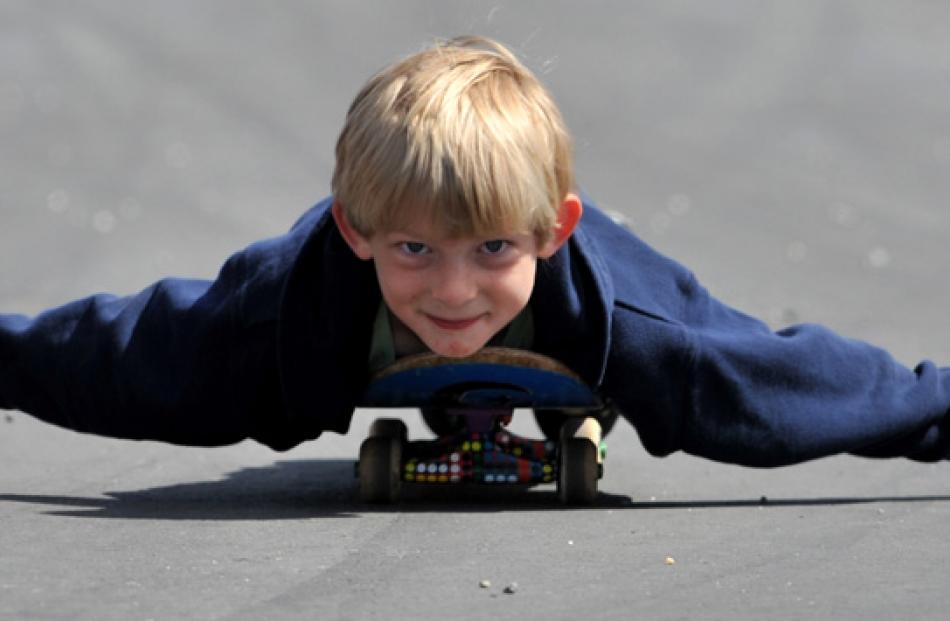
xmin=332 ymin=36 xmax=574 ymax=241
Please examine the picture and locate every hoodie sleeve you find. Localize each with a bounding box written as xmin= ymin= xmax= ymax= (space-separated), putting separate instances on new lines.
xmin=0 ymin=250 xmax=290 ymax=448
xmin=678 ymin=275 xmax=950 ymax=466
xmin=590 ymin=208 xmax=950 ymax=466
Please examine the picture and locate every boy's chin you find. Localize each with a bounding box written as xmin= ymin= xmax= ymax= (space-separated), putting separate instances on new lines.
xmin=425 ymin=337 xmax=489 ymax=359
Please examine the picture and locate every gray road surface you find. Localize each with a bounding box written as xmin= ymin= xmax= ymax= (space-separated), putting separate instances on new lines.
xmin=2 ymin=2 xmax=950 ymax=619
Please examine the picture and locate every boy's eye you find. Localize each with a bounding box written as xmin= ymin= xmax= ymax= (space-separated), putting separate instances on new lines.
xmin=399 ymin=241 xmax=429 ymax=255
xmin=481 ymin=240 xmax=509 ymax=254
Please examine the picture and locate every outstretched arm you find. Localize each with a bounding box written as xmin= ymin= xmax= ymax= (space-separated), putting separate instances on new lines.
xmin=607 ymin=272 xmax=950 ymax=467
xmin=0 ymin=254 xmax=288 ymax=447
xmin=580 ymin=203 xmax=950 ymax=467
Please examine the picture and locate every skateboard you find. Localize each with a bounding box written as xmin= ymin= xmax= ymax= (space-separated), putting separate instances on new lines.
xmin=355 ymin=347 xmax=606 ymax=505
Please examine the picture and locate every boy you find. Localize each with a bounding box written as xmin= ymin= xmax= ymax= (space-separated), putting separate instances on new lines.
xmin=2 ymin=36 xmax=949 ymax=467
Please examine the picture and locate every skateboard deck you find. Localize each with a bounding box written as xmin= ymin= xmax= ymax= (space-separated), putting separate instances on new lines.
xmin=356 ymin=347 xmax=606 ymax=505
xmin=360 ymin=347 xmax=601 ymax=410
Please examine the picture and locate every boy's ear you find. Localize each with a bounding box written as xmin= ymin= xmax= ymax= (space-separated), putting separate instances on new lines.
xmin=331 ymin=201 xmax=374 ymax=260
xmin=538 ymin=192 xmax=583 ymax=258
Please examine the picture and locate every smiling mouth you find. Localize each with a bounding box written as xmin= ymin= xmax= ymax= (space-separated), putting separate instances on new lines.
xmin=426 ymin=314 xmax=483 ymax=330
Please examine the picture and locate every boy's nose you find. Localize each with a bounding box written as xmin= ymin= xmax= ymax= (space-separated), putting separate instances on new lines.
xmin=429 ymin=262 xmax=479 ymax=307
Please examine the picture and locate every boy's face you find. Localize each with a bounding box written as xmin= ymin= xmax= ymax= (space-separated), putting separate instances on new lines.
xmin=333 ymin=194 xmax=582 ymax=358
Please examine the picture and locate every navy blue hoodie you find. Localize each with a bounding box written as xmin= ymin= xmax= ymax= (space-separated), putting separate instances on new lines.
xmin=2 ymin=197 xmax=949 ymax=466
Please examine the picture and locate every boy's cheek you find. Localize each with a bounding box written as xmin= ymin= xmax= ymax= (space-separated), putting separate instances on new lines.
xmin=374 ymin=265 xmax=414 ymax=298
xmin=377 ymin=276 xmax=420 ymax=307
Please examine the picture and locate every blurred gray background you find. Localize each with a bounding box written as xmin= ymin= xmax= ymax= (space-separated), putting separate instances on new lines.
xmin=2 ymin=2 xmax=950 ymax=619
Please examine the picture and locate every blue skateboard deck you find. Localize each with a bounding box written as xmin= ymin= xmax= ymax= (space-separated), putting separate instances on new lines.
xmin=360 ymin=347 xmax=601 ymax=410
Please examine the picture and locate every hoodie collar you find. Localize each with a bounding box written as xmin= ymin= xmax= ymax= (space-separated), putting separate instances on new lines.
xmin=529 ymin=204 xmax=614 ymax=387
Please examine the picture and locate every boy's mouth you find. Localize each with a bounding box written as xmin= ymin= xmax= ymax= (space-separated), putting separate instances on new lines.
xmin=426 ymin=314 xmax=483 ymax=331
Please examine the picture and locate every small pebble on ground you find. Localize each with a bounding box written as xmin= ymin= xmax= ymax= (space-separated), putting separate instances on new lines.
xmin=504 ymin=582 xmax=518 ymax=594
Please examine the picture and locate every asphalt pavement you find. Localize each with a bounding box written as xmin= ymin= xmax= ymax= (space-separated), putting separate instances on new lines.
xmin=3 ymin=2 xmax=950 ymax=619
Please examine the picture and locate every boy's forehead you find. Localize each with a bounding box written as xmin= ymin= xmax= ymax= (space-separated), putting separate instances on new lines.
xmin=379 ymin=205 xmax=529 ymax=240
xmin=378 ymin=222 xmax=516 ymax=241
xmin=378 ymin=217 xmax=528 ymax=241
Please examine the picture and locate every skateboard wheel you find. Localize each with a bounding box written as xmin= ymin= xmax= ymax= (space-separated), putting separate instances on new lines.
xmin=359 ymin=436 xmax=403 ymax=504
xmin=557 ymin=438 xmax=598 ymax=505
xmin=557 ymin=417 xmax=601 ymax=505
xmin=368 ymin=417 xmax=408 ymax=441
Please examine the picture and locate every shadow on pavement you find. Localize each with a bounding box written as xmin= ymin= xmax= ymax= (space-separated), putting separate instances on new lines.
xmin=2 ymin=458 xmax=949 ymax=519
